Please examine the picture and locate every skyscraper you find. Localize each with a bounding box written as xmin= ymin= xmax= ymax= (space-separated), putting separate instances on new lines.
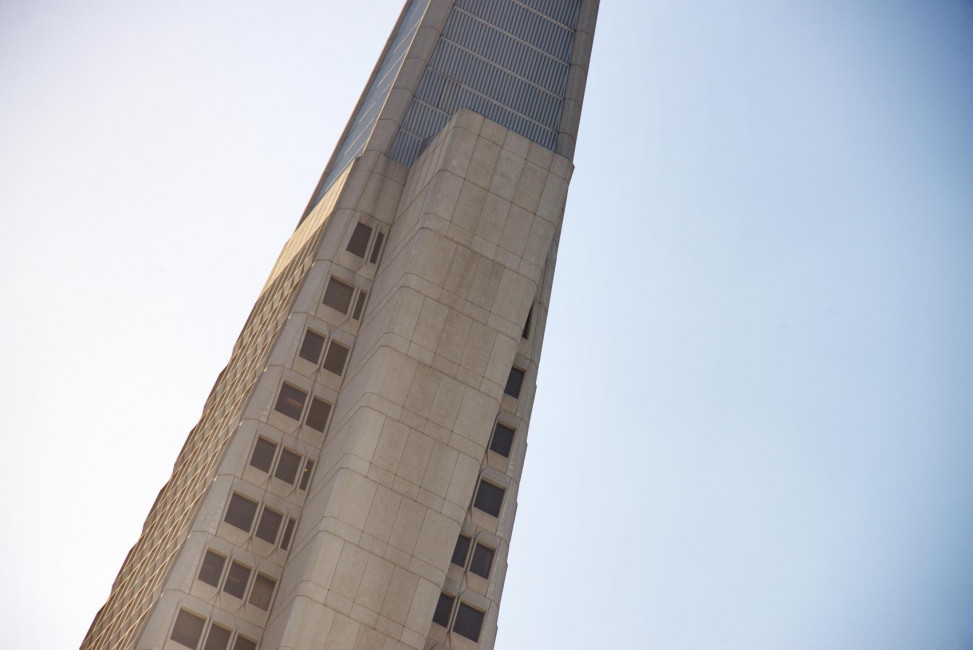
xmin=82 ymin=1 xmax=598 ymax=648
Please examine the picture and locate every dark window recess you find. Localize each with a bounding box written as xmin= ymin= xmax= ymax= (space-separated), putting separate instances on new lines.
xmin=256 ymin=507 xmax=283 ymax=544
xmin=299 ymin=460 xmax=315 ymax=491
xmin=275 ymin=383 xmax=307 ymax=420
xmin=504 ymin=367 xmax=525 ymax=398
xmin=305 ymin=397 xmax=333 ymax=432
xmin=451 ymin=534 xmax=471 ymax=567
xmin=223 ymin=561 xmax=251 ymax=599
xmin=432 ymin=592 xmax=455 ymax=627
xmin=453 ymin=603 xmax=485 ymax=642
xmin=346 ymin=222 xmax=373 ymax=257
xmin=275 ymin=448 xmax=301 ymax=484
xmin=470 ymin=543 xmax=495 ymax=579
xmin=224 ymin=494 xmax=259 ymax=532
xmin=369 ymin=231 xmax=385 ymax=264
xmin=249 ymin=573 xmax=276 ymax=611
xmin=280 ymin=517 xmax=297 ymax=551
xmin=522 ymin=305 xmax=533 ymax=339
xmin=323 ymin=277 xmax=355 ymax=313
xmin=490 ymin=423 xmax=516 ymax=457
xmin=322 ymin=341 xmax=349 ymax=375
xmin=352 ymin=291 xmax=367 ymax=320
xmin=233 ymin=636 xmax=258 ymax=650
xmin=170 ymin=609 xmax=206 ymax=649
xmin=202 ymin=623 xmax=232 ymax=650
xmin=298 ymin=330 xmax=326 ymax=363
xmin=197 ymin=550 xmax=226 ymax=587
xmin=249 ymin=437 xmax=277 ymax=473
xmin=473 ymin=480 xmax=505 ymax=517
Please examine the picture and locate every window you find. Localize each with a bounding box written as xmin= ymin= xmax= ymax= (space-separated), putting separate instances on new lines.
xmin=453 ymin=603 xmax=485 ymax=642
xmin=470 ymin=543 xmax=495 ymax=579
xmin=432 ymin=592 xmax=454 ymax=627
xmin=170 ymin=609 xmax=205 ymax=648
xmin=352 ymin=290 xmax=367 ymax=320
xmin=274 ymin=448 xmax=301 ymax=484
xmin=451 ymin=534 xmax=471 ymax=567
xmin=280 ymin=517 xmax=297 ymax=551
xmin=304 ymin=397 xmax=332 ymax=432
xmin=203 ymin=623 xmax=232 ymax=650
xmin=298 ymin=459 xmax=314 ymax=491
xmin=504 ymin=366 xmax=525 ymax=398
xmin=473 ymin=480 xmax=504 ymax=517
xmin=249 ymin=437 xmax=277 ymax=473
xmin=223 ymin=561 xmax=251 ymax=599
xmin=275 ymin=383 xmax=307 ymax=420
xmin=233 ymin=636 xmax=257 ymax=650
xmin=248 ymin=573 xmax=276 ymax=611
xmin=490 ymin=422 xmax=515 ymax=457
xmin=323 ymin=277 xmax=355 ymax=314
xmin=322 ymin=340 xmax=349 ymax=375
xmin=369 ymin=231 xmax=385 ymax=264
xmin=346 ymin=222 xmax=373 ymax=258
xmin=224 ymin=493 xmax=258 ymax=532
xmin=198 ymin=550 xmax=226 ymax=587
xmin=255 ymin=507 xmax=283 ymax=544
xmin=298 ymin=330 xmax=326 ymax=363
xmin=522 ymin=305 xmax=533 ymax=339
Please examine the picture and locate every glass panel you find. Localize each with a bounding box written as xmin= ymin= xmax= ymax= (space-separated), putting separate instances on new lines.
xmin=369 ymin=231 xmax=385 ymax=264
xmin=170 ymin=609 xmax=205 ymax=649
xmin=223 ymin=561 xmax=251 ymax=599
xmin=352 ymin=291 xmax=367 ymax=320
xmin=453 ymin=602 xmax=485 ymax=642
xmin=305 ymin=398 xmax=332 ymax=433
xmin=248 ymin=573 xmax=276 ymax=611
xmin=197 ymin=550 xmax=226 ymax=587
xmin=274 ymin=383 xmax=307 ymax=420
xmin=224 ymin=494 xmax=258 ymax=532
xmin=322 ymin=341 xmax=349 ymax=375
xmin=280 ymin=517 xmax=297 ymax=551
xmin=470 ymin=543 xmax=495 ymax=579
xmin=489 ymin=423 xmax=515 ymax=457
xmin=504 ymin=366 xmax=525 ymax=398
xmin=203 ymin=624 xmax=232 ymax=650
xmin=256 ymin=507 xmax=283 ymax=544
xmin=432 ymin=592 xmax=454 ymax=627
xmin=522 ymin=305 xmax=533 ymax=339
xmin=299 ymin=459 xmax=315 ymax=491
xmin=322 ymin=278 xmax=354 ymax=313
xmin=232 ymin=636 xmax=257 ymax=650
xmin=451 ymin=534 xmax=471 ymax=567
xmin=473 ymin=480 xmax=504 ymax=517
xmin=298 ymin=330 xmax=326 ymax=363
xmin=274 ymin=448 xmax=301 ymax=484
xmin=249 ymin=437 xmax=277 ymax=473
xmin=346 ymin=222 xmax=373 ymax=257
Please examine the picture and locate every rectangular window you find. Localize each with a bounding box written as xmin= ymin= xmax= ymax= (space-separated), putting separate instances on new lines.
xmin=305 ymin=397 xmax=332 ymax=432
xmin=248 ymin=573 xmax=277 ymax=611
xmin=249 ymin=437 xmax=277 ymax=473
xmin=504 ymin=366 xmax=525 ymax=398
xmin=197 ymin=549 xmax=226 ymax=587
xmin=232 ymin=636 xmax=257 ymax=650
xmin=451 ymin=534 xmax=471 ymax=567
xmin=274 ymin=448 xmax=301 ymax=484
xmin=203 ymin=623 xmax=232 ymax=650
xmin=170 ymin=609 xmax=205 ymax=649
xmin=453 ymin=602 xmax=485 ymax=642
xmin=256 ymin=507 xmax=283 ymax=544
xmin=346 ymin=222 xmax=373 ymax=257
xmin=470 ymin=543 xmax=495 ymax=579
xmin=473 ymin=480 xmax=504 ymax=517
xmin=298 ymin=330 xmax=326 ymax=363
xmin=352 ymin=290 xmax=367 ymax=320
xmin=323 ymin=277 xmax=355 ymax=314
xmin=432 ymin=592 xmax=455 ymax=627
xmin=274 ymin=383 xmax=307 ymax=420
xmin=298 ymin=459 xmax=314 ymax=491
xmin=322 ymin=340 xmax=349 ymax=375
xmin=224 ymin=493 xmax=259 ymax=532
xmin=369 ymin=231 xmax=385 ymax=264
xmin=490 ymin=422 xmax=515 ymax=457
xmin=280 ymin=517 xmax=297 ymax=551
xmin=223 ymin=561 xmax=251 ymax=599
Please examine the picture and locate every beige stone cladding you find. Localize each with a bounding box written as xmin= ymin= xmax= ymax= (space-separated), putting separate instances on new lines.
xmin=258 ymin=110 xmax=571 ymax=649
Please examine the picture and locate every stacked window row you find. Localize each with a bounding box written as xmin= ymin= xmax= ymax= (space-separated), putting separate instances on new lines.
xmin=224 ymin=493 xmax=297 ymax=551
xmin=432 ymin=593 xmax=486 ymax=643
xmin=322 ymin=276 xmax=368 ymax=321
xmin=248 ymin=436 xmax=314 ymax=491
xmin=197 ymin=549 xmax=277 ymax=611
xmin=170 ymin=608 xmax=257 ymax=650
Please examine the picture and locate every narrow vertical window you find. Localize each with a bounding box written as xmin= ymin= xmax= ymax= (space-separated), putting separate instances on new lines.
xmin=346 ymin=222 xmax=373 ymax=258
xmin=451 ymin=534 xmax=471 ymax=567
xmin=170 ymin=609 xmax=205 ymax=648
xmin=255 ymin=507 xmax=283 ymax=544
xmin=274 ymin=448 xmax=301 ymax=484
xmin=223 ymin=561 xmax=251 ymax=599
xmin=352 ymin=290 xmax=367 ymax=320
xmin=322 ymin=340 xmax=350 ymax=375
xmin=298 ymin=459 xmax=315 ymax=491
xmin=522 ymin=305 xmax=533 ymax=339
xmin=280 ymin=517 xmax=297 ymax=551
xmin=298 ymin=330 xmax=326 ymax=363
xmin=249 ymin=437 xmax=277 ymax=473
xmin=504 ymin=366 xmax=525 ymax=398
xmin=197 ymin=550 xmax=226 ymax=587
xmin=274 ymin=383 xmax=307 ymax=419
xmin=369 ymin=231 xmax=385 ymax=264
xmin=304 ymin=397 xmax=333 ymax=432
xmin=432 ymin=592 xmax=455 ymax=627
xmin=490 ymin=423 xmax=516 ymax=457
xmin=322 ymin=277 xmax=355 ymax=314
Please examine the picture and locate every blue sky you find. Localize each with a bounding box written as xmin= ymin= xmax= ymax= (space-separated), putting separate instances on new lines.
xmin=2 ymin=1 xmax=972 ymax=648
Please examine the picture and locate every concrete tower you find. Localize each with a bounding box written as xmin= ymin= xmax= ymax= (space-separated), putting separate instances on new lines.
xmin=82 ymin=1 xmax=598 ymax=648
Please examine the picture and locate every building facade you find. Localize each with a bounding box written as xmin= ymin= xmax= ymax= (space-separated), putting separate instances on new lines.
xmin=82 ymin=1 xmax=598 ymax=648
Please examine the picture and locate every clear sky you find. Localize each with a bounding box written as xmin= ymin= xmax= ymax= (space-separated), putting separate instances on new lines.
xmin=2 ymin=1 xmax=972 ymax=649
